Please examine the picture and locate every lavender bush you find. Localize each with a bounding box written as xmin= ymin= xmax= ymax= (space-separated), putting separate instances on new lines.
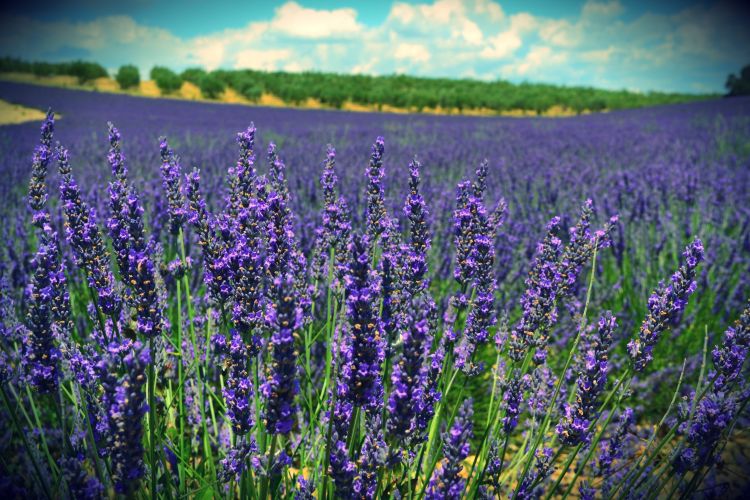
xmin=0 ymin=82 xmax=749 ymax=498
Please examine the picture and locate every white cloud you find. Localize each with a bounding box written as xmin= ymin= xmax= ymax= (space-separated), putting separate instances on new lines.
xmin=269 ymin=2 xmax=363 ymax=39
xmin=394 ymin=43 xmax=431 ymax=63
xmin=481 ymin=30 xmax=522 ymax=59
xmin=234 ymin=48 xmax=293 ymax=70
xmin=511 ymin=46 xmax=568 ymax=76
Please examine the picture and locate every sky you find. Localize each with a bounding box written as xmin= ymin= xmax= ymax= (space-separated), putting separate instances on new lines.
xmin=1 ymin=0 xmax=749 ymax=93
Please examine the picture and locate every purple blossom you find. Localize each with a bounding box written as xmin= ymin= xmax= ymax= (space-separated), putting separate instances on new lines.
xmin=23 ymin=226 xmax=61 ymax=392
xmin=557 ymin=311 xmax=616 ymax=446
xmin=340 ymin=233 xmax=384 ymax=409
xmin=98 ymin=341 xmax=150 ymax=494
xmin=216 ymin=332 xmax=255 ymax=435
xmin=58 ymin=145 xmax=120 ymax=316
xmin=426 ymin=399 xmax=473 ymax=499
xmin=508 ymin=216 xmax=563 ymax=364
xmin=365 ymin=136 xmax=388 ymax=241
xmin=262 ymin=274 xmax=301 ymax=435
xmin=627 ymin=238 xmax=704 ymax=371
xmin=159 ymin=136 xmax=187 ymax=234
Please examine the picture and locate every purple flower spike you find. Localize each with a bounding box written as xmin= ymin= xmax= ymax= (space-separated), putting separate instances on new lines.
xmin=426 ymin=399 xmax=473 ymax=499
xmin=262 ymin=273 xmax=301 ymax=435
xmin=628 ymin=238 xmax=704 ymax=371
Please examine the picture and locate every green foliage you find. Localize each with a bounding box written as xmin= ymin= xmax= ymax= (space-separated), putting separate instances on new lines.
xmin=67 ymin=60 xmax=108 ymax=83
xmin=198 ymin=72 xmax=225 ymax=99
xmin=150 ymin=66 xmax=182 ymax=94
xmin=0 ymin=56 xmax=719 ymax=112
xmin=179 ymin=68 xmax=225 ymax=98
xmin=0 ymin=57 xmax=108 ymax=83
xmin=179 ymin=67 xmax=207 ymax=85
xmin=726 ymin=64 xmax=750 ymax=96
xmin=115 ymin=64 xmax=140 ymax=90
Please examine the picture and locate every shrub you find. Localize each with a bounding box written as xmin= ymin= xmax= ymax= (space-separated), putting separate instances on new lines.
xmin=115 ymin=65 xmax=140 ymax=90
xmin=68 ymin=60 xmax=108 ymax=83
xmin=198 ymin=73 xmax=226 ymax=99
xmin=150 ymin=66 xmax=182 ymax=94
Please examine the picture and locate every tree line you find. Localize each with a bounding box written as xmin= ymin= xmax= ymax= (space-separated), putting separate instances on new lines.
xmin=1 ymin=56 xmax=723 ymax=114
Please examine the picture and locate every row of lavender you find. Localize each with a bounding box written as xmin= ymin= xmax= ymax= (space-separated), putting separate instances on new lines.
xmin=0 ymin=88 xmax=748 ymax=498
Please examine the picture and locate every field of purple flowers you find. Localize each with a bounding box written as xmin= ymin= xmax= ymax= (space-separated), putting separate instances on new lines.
xmin=1 ymin=80 xmax=749 ymax=498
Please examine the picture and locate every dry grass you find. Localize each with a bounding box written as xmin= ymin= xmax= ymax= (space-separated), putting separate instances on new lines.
xmin=0 ymin=99 xmax=59 ymax=125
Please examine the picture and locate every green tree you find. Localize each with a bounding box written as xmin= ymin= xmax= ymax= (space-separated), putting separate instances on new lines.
xmin=68 ymin=60 xmax=108 ymax=83
xmin=115 ymin=65 xmax=140 ymax=90
xmin=198 ymin=73 xmax=226 ymax=99
xmin=726 ymin=64 xmax=750 ymax=96
xmin=150 ymin=66 xmax=182 ymax=94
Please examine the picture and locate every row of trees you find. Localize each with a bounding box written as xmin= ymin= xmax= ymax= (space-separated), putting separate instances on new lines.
xmin=0 ymin=57 xmax=107 ymax=84
xmin=1 ymin=56 xmax=716 ymax=113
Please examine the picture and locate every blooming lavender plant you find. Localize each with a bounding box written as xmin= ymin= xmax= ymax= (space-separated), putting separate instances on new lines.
xmin=159 ymin=136 xmax=186 ymax=235
xmin=98 ymin=341 xmax=150 ymax=494
xmin=557 ymin=311 xmax=616 ymax=445
xmin=340 ymin=233 xmax=384 ymax=409
xmin=426 ymin=399 xmax=473 ymax=499
xmin=58 ymin=145 xmax=120 ymax=316
xmin=628 ymin=238 xmax=704 ymax=371
xmin=262 ymin=274 xmax=301 ymax=435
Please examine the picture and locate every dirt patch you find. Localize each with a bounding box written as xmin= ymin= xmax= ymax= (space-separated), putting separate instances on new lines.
xmin=0 ymin=100 xmax=59 ymax=125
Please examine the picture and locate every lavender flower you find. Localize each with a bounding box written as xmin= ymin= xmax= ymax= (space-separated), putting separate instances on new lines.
xmin=387 ymin=303 xmax=433 ymax=445
xmin=426 ymin=399 xmax=473 ymax=499
xmin=330 ymin=440 xmax=356 ymax=497
xmin=58 ymin=145 xmax=120 ymax=316
xmin=403 ymin=157 xmax=430 ymax=296
xmin=262 ymin=274 xmax=301 ymax=435
xmin=502 ymin=370 xmax=529 ymax=434
xmin=628 ymin=238 xmax=704 ymax=371
xmin=354 ymin=412 xmax=387 ymax=498
xmin=106 ymin=125 xmax=163 ymax=338
xmin=455 ymin=196 xmax=496 ymax=374
xmin=27 ymin=110 xmax=55 ymax=225
xmin=508 ymin=217 xmax=563 ymax=364
xmin=365 ymin=137 xmax=388 ymax=241
xmin=99 ymin=342 xmax=150 ymax=494
xmin=711 ymin=300 xmax=750 ymax=390
xmin=558 ymin=199 xmax=618 ymax=297
xmin=557 ymin=311 xmax=616 ymax=445
xmin=228 ymin=124 xmax=257 ymax=215
xmin=159 ymin=137 xmax=186 ymax=234
xmin=597 ymin=407 xmax=635 ymax=476
xmin=215 ymin=332 xmax=255 ymax=435
xmin=673 ymin=391 xmax=738 ymax=473
xmin=23 ymin=227 xmax=61 ymax=392
xmin=452 ymin=180 xmax=476 ymax=287
xmin=380 ymin=220 xmax=404 ymax=348
xmin=186 ymin=168 xmax=232 ymax=306
xmin=341 ymin=233 xmax=384 ymax=409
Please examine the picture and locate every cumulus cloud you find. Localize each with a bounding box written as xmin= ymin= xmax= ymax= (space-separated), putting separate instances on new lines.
xmin=0 ymin=0 xmax=748 ymax=92
xmin=269 ymin=2 xmax=363 ymax=39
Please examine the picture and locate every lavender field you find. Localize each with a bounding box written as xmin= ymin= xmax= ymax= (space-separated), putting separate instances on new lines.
xmin=1 ymin=80 xmax=749 ymax=498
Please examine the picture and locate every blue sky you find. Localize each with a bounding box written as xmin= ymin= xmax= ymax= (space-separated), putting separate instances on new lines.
xmin=1 ymin=0 xmax=749 ymax=93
